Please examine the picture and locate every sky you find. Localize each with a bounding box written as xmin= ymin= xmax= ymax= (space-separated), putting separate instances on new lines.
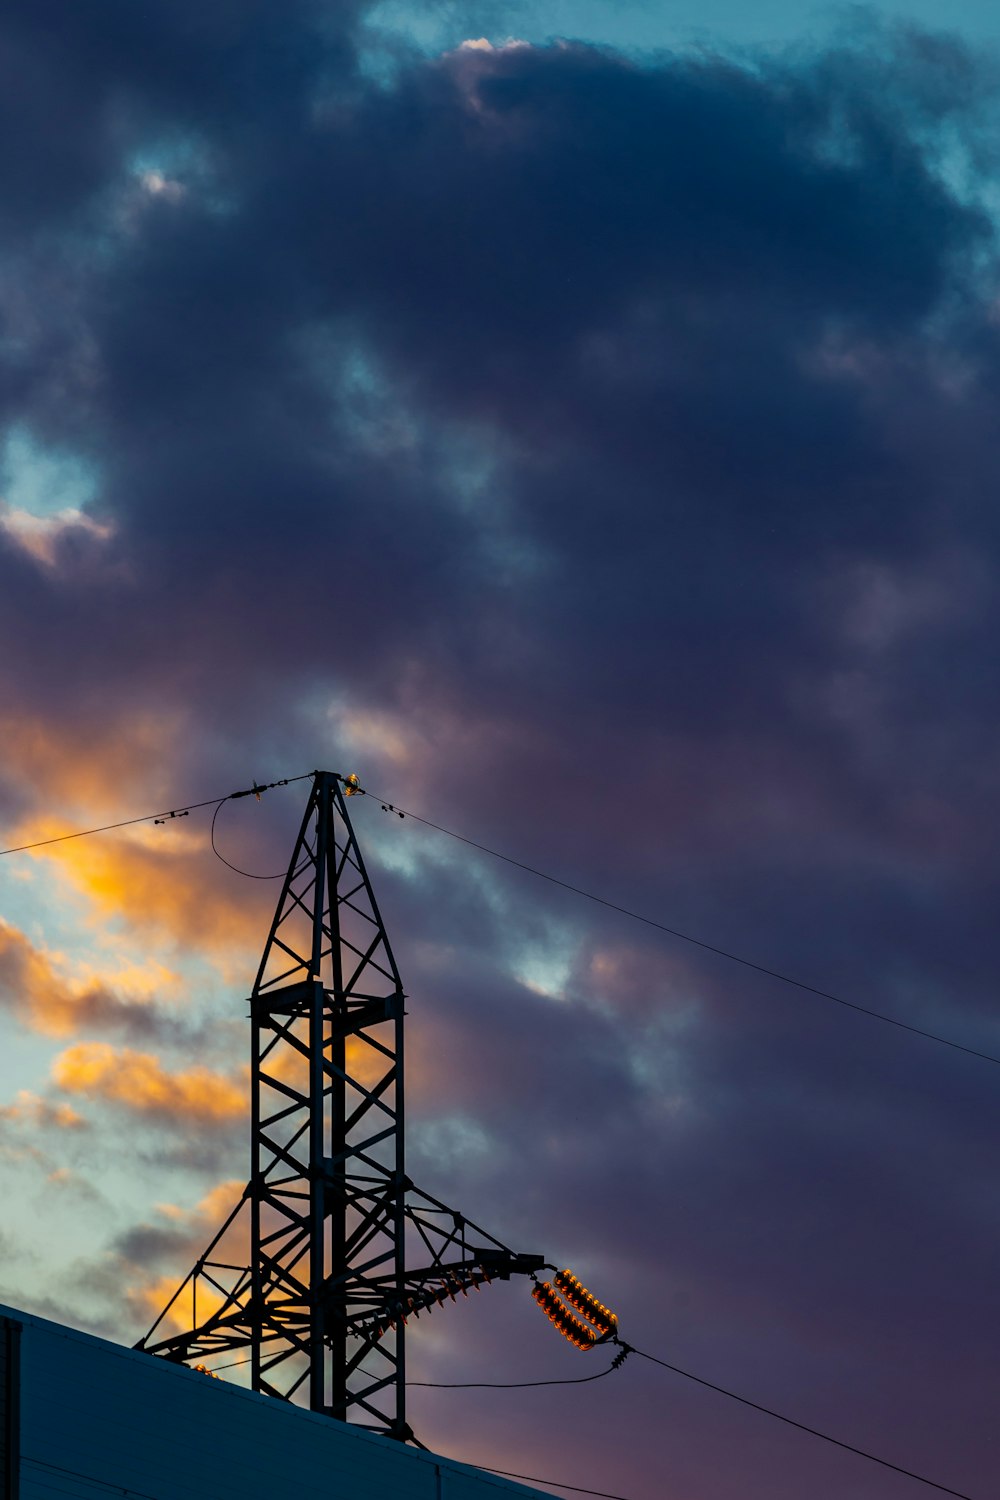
xmin=0 ymin=1 xmax=998 ymax=1497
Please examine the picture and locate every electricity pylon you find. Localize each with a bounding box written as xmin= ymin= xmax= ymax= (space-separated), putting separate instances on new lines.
xmin=137 ymin=771 xmax=543 ymax=1440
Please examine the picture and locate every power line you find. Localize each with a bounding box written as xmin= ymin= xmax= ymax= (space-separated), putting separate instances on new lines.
xmin=356 ymin=784 xmax=1000 ymax=1069
xmin=414 ymin=1333 xmax=971 ymax=1498
xmin=0 ymin=774 xmax=312 ymax=857
xmin=191 ymin=1340 xmax=976 ymax=1499
xmin=221 ymin=1359 xmax=620 ymax=1390
xmin=626 ymin=1343 xmax=972 ymax=1499
xmin=409 ymin=1354 xmax=626 ymax=1389
xmin=0 ymin=795 xmax=225 ymax=855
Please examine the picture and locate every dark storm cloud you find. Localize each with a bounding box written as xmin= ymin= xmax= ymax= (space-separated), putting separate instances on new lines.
xmin=0 ymin=0 xmax=361 ymax=232
xmin=4 ymin=9 xmax=992 ymax=842
xmin=1 ymin=6 xmax=999 ymax=1497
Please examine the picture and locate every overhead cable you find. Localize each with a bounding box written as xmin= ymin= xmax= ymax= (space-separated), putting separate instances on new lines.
xmin=431 ymin=1340 xmax=971 ymax=1499
xmin=355 ymin=783 xmax=1000 ymax=1069
xmin=409 ymin=1353 xmax=626 ymax=1389
xmin=625 ymin=1343 xmax=972 ymax=1499
xmin=0 ymin=774 xmax=312 ymax=857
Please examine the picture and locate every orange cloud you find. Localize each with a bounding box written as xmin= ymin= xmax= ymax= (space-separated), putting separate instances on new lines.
xmin=130 ymin=1271 xmax=231 ymax=1335
xmin=52 ymin=1043 xmax=247 ymax=1124
xmin=0 ymin=710 xmax=178 ymax=818
xmin=262 ymin=1027 xmax=393 ymax=1096
xmin=345 ymin=1034 xmax=395 ymax=1092
xmin=1 ymin=705 xmax=276 ymax=962
xmin=129 ymin=1272 xmax=195 ymax=1332
xmin=122 ymin=1178 xmax=248 ymax=1336
xmin=0 ymin=918 xmax=177 ymax=1039
xmin=15 ymin=818 xmax=269 ymax=961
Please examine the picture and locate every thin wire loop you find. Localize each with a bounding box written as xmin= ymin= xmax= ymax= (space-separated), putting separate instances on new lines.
xmin=409 ymin=1357 xmax=624 ymax=1389
xmin=209 ymin=797 xmax=288 ymax=880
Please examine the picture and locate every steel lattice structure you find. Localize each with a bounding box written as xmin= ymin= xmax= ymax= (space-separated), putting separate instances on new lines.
xmin=137 ymin=771 xmax=543 ymax=1440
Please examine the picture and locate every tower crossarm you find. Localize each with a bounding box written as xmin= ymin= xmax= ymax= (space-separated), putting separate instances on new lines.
xmin=346 ymin=1248 xmax=547 ymax=1341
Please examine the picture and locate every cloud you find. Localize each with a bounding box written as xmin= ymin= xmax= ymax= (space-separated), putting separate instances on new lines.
xmin=6 ymin=808 xmax=279 ymax=969
xmin=0 ymin=1089 xmax=86 ymax=1130
xmin=114 ymin=1178 xmax=246 ymax=1269
xmin=42 ymin=1165 xmax=107 ymax=1207
xmin=51 ymin=1043 xmax=247 ymax=1124
xmin=0 ymin=500 xmax=113 ymax=568
xmin=0 ymin=918 xmax=193 ymax=1041
xmin=114 ymin=1178 xmax=248 ymax=1335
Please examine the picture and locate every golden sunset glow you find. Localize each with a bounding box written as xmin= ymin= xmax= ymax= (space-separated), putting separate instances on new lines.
xmin=19 ymin=823 xmax=266 ymax=959
xmin=0 ymin=918 xmax=181 ymax=1038
xmin=0 ymin=712 xmax=180 ymax=814
xmin=128 ymin=1273 xmax=227 ymax=1335
xmin=51 ymin=1044 xmax=248 ymax=1122
xmin=124 ymin=1178 xmax=249 ymax=1336
xmin=345 ymin=1035 xmax=392 ymax=1091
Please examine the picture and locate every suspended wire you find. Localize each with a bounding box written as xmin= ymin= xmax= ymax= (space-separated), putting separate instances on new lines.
xmin=0 ymin=774 xmax=313 ymax=858
xmin=410 ymin=1328 xmax=968 ymax=1498
xmin=356 ymin=1356 xmax=624 ymax=1392
xmin=625 ymin=1344 xmax=972 ymax=1500
xmin=195 ymin=1341 xmax=971 ymax=1499
xmin=355 ymin=784 xmax=1000 ymax=1069
xmin=0 ymin=793 xmax=226 ymax=855
xmin=409 ymin=1353 xmax=626 ymax=1389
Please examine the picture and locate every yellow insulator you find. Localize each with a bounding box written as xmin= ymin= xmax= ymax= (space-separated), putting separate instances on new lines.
xmin=554 ymin=1268 xmax=618 ymax=1336
xmin=344 ymin=773 xmax=362 ymax=796
xmin=531 ymin=1282 xmax=597 ymax=1350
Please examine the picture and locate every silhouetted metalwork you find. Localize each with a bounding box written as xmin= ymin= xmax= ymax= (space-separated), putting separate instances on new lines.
xmin=136 ymin=771 xmax=542 ymax=1440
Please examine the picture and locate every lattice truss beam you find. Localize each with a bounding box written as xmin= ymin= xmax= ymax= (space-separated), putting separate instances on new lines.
xmin=136 ymin=772 xmax=543 ymax=1440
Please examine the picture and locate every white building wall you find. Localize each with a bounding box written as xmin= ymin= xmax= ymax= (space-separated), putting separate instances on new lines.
xmin=2 ymin=1306 xmax=545 ymax=1500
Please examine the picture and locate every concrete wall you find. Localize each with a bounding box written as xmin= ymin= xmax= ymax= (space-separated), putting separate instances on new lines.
xmin=0 ymin=1306 xmax=543 ymax=1500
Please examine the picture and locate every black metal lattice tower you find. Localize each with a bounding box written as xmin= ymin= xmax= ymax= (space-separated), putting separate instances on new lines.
xmin=138 ymin=771 xmax=542 ymax=1439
